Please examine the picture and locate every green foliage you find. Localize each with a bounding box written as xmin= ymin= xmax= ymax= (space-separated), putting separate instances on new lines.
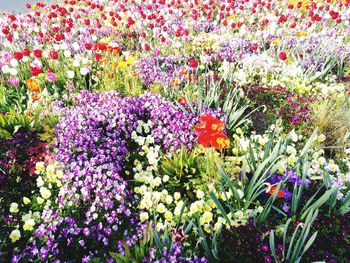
xmin=269 ymin=209 xmax=319 ymax=263
xmin=160 ymin=146 xmax=203 ymax=199
xmin=0 ymin=110 xmax=37 ymax=139
xmin=110 ymin=225 xmax=155 ymax=263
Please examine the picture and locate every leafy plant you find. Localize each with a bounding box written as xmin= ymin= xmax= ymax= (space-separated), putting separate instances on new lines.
xmin=110 ymin=225 xmax=155 ymax=263
xmin=269 ymin=209 xmax=319 ymax=263
xmin=0 ymin=110 xmax=37 ymax=139
xmin=161 ymin=146 xmax=203 ymax=199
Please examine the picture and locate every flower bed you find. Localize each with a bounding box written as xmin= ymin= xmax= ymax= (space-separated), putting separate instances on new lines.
xmin=1 ymin=0 xmax=350 ymax=262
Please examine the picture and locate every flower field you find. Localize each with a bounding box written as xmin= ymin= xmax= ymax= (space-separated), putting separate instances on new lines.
xmin=1 ymin=0 xmax=350 ymax=262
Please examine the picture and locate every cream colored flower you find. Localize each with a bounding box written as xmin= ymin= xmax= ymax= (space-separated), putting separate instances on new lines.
xmin=140 ymin=212 xmax=149 ymax=222
xmin=23 ymin=219 xmax=35 ymax=231
xmin=10 ymin=203 xmax=19 ymax=213
xmin=9 ymin=229 xmax=21 ymax=242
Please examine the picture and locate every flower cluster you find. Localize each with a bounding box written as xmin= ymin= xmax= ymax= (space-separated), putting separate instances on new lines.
xmin=194 ymin=115 xmax=230 ymax=150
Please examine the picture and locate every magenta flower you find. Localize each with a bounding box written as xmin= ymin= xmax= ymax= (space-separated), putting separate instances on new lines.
xmin=46 ymin=73 xmax=57 ymax=83
xmin=8 ymin=77 xmax=19 ymax=87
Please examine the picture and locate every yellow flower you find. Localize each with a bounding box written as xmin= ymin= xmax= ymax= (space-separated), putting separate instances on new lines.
xmin=23 ymin=197 xmax=31 ymax=205
xmin=26 ymin=78 xmax=41 ymax=92
xmin=35 ymin=161 xmax=45 ymax=174
xmin=118 ymin=60 xmax=128 ymax=69
xmin=164 ymin=211 xmax=173 ymax=221
xmin=10 ymin=202 xmax=19 ymax=213
xmin=127 ymin=55 xmax=135 ymax=65
xmin=37 ymin=197 xmax=44 ymax=205
xmin=9 ymin=229 xmax=21 ymax=243
xmin=23 ymin=219 xmax=35 ymax=231
xmin=201 ymin=211 xmax=213 ymax=224
xmin=140 ymin=212 xmax=149 ymax=222
xmin=296 ymin=31 xmax=308 ymax=37
xmin=204 ymin=224 xmax=211 ymax=233
xmin=273 ymin=38 xmax=281 ymax=45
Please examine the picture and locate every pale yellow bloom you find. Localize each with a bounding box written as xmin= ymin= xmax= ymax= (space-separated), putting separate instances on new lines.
xmin=140 ymin=212 xmax=149 ymax=222
xmin=23 ymin=219 xmax=35 ymax=231
xmin=23 ymin=197 xmax=31 ymax=205
xmin=9 ymin=229 xmax=21 ymax=242
xmin=10 ymin=203 xmax=19 ymax=213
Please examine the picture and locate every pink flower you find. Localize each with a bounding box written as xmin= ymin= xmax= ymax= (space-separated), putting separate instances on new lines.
xmin=8 ymin=77 xmax=19 ymax=87
xmin=46 ymin=72 xmax=57 ymax=83
xmin=153 ymin=48 xmax=160 ymax=56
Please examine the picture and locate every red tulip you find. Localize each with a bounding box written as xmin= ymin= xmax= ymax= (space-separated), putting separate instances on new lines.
xmin=279 ymin=52 xmax=287 ymax=61
xmin=23 ymin=48 xmax=31 ymax=57
xmin=33 ymin=49 xmax=42 ymax=58
xmin=49 ymin=51 xmax=58 ymax=60
xmin=13 ymin=52 xmax=23 ymax=61
xmin=30 ymin=66 xmax=43 ymax=77
xmin=189 ymin=58 xmax=198 ymax=69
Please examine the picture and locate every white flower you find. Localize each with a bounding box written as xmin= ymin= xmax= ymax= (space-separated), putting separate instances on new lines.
xmin=174 ymin=192 xmax=181 ymax=201
xmin=165 ymin=195 xmax=173 ymax=204
xmin=36 ymin=176 xmax=44 ymax=187
xmin=317 ymin=134 xmax=326 ymax=143
xmin=9 ymin=68 xmax=18 ymax=76
xmin=163 ymin=175 xmax=169 ymax=182
xmin=80 ymin=67 xmax=89 ymax=75
xmin=64 ymin=50 xmax=71 ymax=58
xmin=196 ymin=190 xmax=205 ymax=199
xmin=1 ymin=65 xmax=10 ymax=73
xmin=10 ymin=59 xmax=19 ymax=67
xmin=73 ymin=59 xmax=80 ymax=67
xmin=290 ymin=130 xmax=298 ymax=142
xmin=10 ymin=202 xmax=19 ymax=213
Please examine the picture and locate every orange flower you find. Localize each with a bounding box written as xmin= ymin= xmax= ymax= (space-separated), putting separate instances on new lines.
xmin=198 ymin=132 xmax=230 ymax=150
xmin=26 ymin=78 xmax=40 ymax=92
xmin=172 ymin=79 xmax=180 ymax=86
xmin=197 ymin=132 xmax=215 ymax=147
xmin=194 ymin=115 xmax=225 ymax=134
xmin=112 ymin=47 xmax=121 ymax=55
xmin=95 ymin=54 xmax=105 ymax=62
xmin=178 ymin=96 xmax=186 ymax=104
xmin=195 ymin=115 xmax=230 ymax=150
xmin=32 ymin=95 xmax=40 ymax=102
xmin=266 ymin=185 xmax=285 ymax=198
xmin=179 ymin=69 xmax=188 ymax=76
xmin=211 ymin=133 xmax=230 ymax=150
